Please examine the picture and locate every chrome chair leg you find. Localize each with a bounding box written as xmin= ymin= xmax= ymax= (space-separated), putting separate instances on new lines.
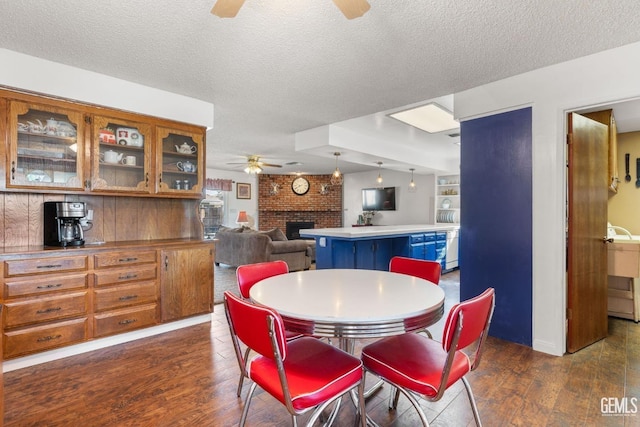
xmin=237 ymin=346 xmax=251 ymax=397
xmin=239 ymin=382 xmax=258 ymax=427
xmin=388 ymin=386 xmax=400 ymax=410
xmin=462 ymin=377 xmax=482 ymax=427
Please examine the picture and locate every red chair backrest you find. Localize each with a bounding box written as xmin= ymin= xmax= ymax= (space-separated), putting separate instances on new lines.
xmin=224 ymin=290 xmax=287 ymax=360
xmin=237 ymin=260 xmax=289 ymax=298
xmin=442 ymin=288 xmax=495 ymax=352
xmin=389 ymin=256 xmax=441 ymax=285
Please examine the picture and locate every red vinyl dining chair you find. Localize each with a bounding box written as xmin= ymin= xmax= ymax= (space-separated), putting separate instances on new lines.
xmin=389 ymin=256 xmax=442 ymax=284
xmin=389 ymin=256 xmax=442 ymax=338
xmin=237 ymin=260 xmax=289 ymax=299
xmin=224 ymin=291 xmax=367 ymax=427
xmin=235 ymin=260 xmax=304 ymax=396
xmin=361 ymin=288 xmax=495 ymax=427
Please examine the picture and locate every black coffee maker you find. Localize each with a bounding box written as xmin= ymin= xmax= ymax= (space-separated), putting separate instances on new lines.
xmin=43 ymin=202 xmax=86 ymax=247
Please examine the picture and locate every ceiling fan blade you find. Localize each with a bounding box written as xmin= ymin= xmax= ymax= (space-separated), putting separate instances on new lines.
xmin=211 ymin=0 xmax=246 ymax=18
xmin=259 ymin=163 xmax=282 ymax=168
xmin=332 ymin=0 xmax=370 ymax=19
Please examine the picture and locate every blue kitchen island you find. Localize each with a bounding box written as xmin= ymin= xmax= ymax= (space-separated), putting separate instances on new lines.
xmin=300 ymin=225 xmax=460 ymax=271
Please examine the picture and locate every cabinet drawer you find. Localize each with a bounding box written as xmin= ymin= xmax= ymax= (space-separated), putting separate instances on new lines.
xmin=409 ymin=234 xmax=424 ymax=244
xmin=436 ymin=232 xmax=447 ymax=240
xmin=94 ymin=251 xmax=157 ymax=269
xmin=93 ymin=303 xmax=157 ymax=338
xmin=94 ymin=281 xmax=157 ymax=312
xmin=4 ymin=317 xmax=88 ymax=359
xmin=4 ymin=255 xmax=87 ymax=277
xmin=5 ymin=273 xmax=88 ymax=298
xmin=4 ymin=291 xmax=88 ymax=328
xmin=94 ymin=264 xmax=157 ymax=287
xmin=424 ymin=232 xmax=436 ymax=242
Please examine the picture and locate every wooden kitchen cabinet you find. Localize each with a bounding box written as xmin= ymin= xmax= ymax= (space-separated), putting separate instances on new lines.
xmin=156 ymin=126 xmax=204 ymax=196
xmin=92 ymin=249 xmax=159 ymax=337
xmin=90 ymin=115 xmax=153 ymax=194
xmin=0 ymin=240 xmax=213 ymax=359
xmin=160 ymin=243 xmax=214 ymax=322
xmin=1 ymin=254 xmax=90 ymax=358
xmin=0 ymin=87 xmax=206 ymax=199
xmin=6 ymin=98 xmax=87 ymax=191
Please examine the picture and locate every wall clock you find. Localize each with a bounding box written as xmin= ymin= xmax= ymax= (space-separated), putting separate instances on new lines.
xmin=291 ymin=176 xmax=310 ymax=195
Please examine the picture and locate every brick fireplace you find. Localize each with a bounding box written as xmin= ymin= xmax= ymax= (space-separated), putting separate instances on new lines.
xmin=258 ymin=174 xmax=342 ymax=232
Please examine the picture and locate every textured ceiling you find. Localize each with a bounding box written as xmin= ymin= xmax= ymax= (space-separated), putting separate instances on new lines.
xmin=2 ymin=0 xmax=640 ymax=174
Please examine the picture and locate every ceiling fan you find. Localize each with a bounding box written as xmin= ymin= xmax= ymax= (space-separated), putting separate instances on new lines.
xmin=227 ymin=155 xmax=283 ymax=174
xmin=211 ymin=0 xmax=370 ymax=19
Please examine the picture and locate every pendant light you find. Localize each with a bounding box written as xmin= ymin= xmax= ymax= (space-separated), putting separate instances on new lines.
xmin=330 ymin=152 xmax=343 ymax=185
xmin=376 ymin=162 xmax=383 ymax=185
xmin=409 ymin=168 xmax=416 ymax=189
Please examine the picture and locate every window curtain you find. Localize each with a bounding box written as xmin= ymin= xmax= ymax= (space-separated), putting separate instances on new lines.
xmin=206 ymin=178 xmax=233 ymax=191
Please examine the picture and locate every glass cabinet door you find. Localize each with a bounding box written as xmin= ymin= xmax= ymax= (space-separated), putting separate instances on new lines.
xmin=90 ymin=116 xmax=152 ymax=193
xmin=8 ymin=101 xmax=85 ymax=190
xmin=156 ymin=126 xmax=204 ymax=196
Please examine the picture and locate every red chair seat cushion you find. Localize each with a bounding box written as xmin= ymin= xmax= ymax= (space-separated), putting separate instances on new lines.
xmin=248 ymin=337 xmax=363 ymax=411
xmin=361 ymin=333 xmax=470 ymax=398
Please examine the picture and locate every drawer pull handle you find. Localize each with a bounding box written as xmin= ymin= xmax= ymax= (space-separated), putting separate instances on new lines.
xmin=37 ymin=264 xmax=63 ymax=269
xmin=36 ymin=307 xmax=62 ymax=314
xmin=118 ymin=318 xmax=137 ymax=325
xmin=36 ymin=283 xmax=63 ymax=289
xmin=118 ymin=257 xmax=138 ymax=263
xmin=37 ymin=334 xmax=62 ymax=342
xmin=119 ymin=295 xmax=138 ymax=301
xmin=118 ymin=274 xmax=138 ymax=281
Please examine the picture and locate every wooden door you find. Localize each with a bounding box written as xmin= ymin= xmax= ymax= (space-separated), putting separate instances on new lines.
xmin=160 ymin=245 xmax=214 ymax=322
xmin=567 ymin=112 xmax=609 ymax=353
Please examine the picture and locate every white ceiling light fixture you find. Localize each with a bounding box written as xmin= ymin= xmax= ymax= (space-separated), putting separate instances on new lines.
xmin=376 ymin=161 xmax=383 ymax=185
xmin=211 ymin=0 xmax=370 ymax=19
xmin=244 ymin=163 xmax=262 ymax=174
xmin=389 ymin=103 xmax=459 ymax=134
xmin=330 ymin=152 xmax=343 ymax=185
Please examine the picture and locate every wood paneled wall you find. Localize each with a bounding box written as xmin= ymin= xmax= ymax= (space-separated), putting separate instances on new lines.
xmin=1 ymin=192 xmax=202 ymax=249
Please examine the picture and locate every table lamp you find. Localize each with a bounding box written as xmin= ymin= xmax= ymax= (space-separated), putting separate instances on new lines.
xmin=236 ymin=211 xmax=249 ymax=227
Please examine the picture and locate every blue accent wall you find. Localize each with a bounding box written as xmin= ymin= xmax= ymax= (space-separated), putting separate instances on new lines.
xmin=460 ymin=107 xmax=532 ymax=346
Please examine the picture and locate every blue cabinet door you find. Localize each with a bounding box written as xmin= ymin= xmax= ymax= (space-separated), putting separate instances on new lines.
xmin=424 ymin=241 xmax=436 ymax=261
xmin=374 ymin=238 xmax=393 ymax=271
xmin=409 ymin=243 xmax=425 ymax=259
xmin=332 ymin=240 xmax=355 ymax=269
xmin=355 ymin=239 xmax=393 ymax=270
xmin=355 ymin=240 xmax=375 ymax=269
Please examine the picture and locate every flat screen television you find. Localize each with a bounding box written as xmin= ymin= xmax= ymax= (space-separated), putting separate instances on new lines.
xmin=362 ymin=187 xmax=396 ymax=211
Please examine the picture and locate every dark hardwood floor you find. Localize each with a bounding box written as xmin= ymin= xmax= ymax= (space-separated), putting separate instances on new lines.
xmin=4 ymin=270 xmax=640 ymax=426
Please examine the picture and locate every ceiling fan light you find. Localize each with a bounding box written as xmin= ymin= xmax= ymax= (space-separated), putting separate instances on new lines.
xmin=332 ymin=0 xmax=370 ymax=19
xmin=211 ymin=0 xmax=246 ymax=18
xmin=244 ymin=164 xmax=262 ymax=174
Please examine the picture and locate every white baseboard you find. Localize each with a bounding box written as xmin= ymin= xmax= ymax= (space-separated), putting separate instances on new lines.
xmin=3 ymin=314 xmax=212 ymax=373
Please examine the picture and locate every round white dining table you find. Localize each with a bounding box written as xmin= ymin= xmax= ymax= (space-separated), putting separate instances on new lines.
xmin=249 ymin=268 xmax=445 ymax=339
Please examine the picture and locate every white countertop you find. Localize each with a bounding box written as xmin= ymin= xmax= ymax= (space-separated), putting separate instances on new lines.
xmin=300 ymin=224 xmax=459 ymax=239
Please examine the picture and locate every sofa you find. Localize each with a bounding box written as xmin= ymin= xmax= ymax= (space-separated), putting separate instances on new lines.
xmin=214 ymin=226 xmax=312 ymax=271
